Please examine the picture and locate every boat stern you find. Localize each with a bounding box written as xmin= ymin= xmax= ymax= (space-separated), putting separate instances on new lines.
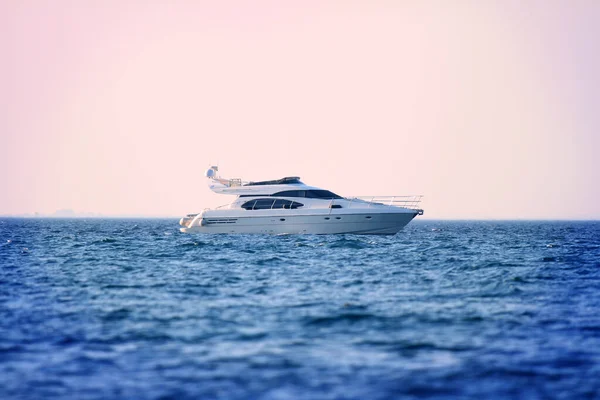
xmin=179 ymin=212 xmax=205 ymax=231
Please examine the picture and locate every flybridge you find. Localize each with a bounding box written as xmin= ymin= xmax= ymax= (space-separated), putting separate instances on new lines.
xmin=245 ymin=177 xmax=303 ymax=186
xmin=204 ymin=167 xmax=302 ymax=187
xmin=204 ymin=167 xmax=308 ymax=195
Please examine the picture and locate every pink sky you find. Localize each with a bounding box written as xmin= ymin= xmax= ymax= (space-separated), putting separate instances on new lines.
xmin=2 ymin=1 xmax=599 ymax=219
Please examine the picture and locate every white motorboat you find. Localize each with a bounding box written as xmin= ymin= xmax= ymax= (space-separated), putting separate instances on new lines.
xmin=179 ymin=167 xmax=423 ymax=235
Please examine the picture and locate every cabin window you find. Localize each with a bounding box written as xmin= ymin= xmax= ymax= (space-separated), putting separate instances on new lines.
xmin=241 ymin=198 xmax=304 ymax=210
xmin=272 ymin=189 xmax=342 ymax=199
xmin=272 ymin=190 xmax=306 ymax=198
xmin=255 ymin=199 xmax=276 ymax=210
xmin=306 ymin=190 xmax=343 ymax=199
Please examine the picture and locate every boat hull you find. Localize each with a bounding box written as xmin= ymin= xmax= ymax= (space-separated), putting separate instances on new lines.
xmin=180 ymin=211 xmax=418 ymax=235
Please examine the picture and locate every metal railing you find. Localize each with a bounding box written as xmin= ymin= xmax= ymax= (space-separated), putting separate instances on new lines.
xmin=206 ymin=195 xmax=423 ymax=212
xmin=343 ymin=195 xmax=423 ymax=210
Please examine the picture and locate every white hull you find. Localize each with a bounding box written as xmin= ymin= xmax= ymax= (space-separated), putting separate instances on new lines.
xmin=180 ymin=211 xmax=418 ymax=235
xmin=180 ymin=168 xmax=423 ymax=235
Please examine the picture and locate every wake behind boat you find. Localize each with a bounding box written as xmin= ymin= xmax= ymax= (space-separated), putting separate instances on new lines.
xmin=179 ymin=167 xmax=423 ymax=235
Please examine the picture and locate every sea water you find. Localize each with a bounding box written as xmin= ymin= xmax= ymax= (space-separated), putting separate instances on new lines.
xmin=1 ymin=219 xmax=599 ymax=399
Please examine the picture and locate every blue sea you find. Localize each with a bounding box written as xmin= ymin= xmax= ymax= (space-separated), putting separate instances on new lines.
xmin=1 ymin=219 xmax=599 ymax=400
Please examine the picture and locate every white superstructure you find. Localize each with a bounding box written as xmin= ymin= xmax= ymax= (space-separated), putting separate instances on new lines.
xmin=179 ymin=167 xmax=423 ymax=235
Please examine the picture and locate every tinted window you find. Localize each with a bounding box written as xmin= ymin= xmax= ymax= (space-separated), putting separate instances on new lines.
xmin=305 ymin=190 xmax=342 ymax=199
xmin=274 ymin=199 xmax=304 ymax=209
xmin=254 ymin=199 xmax=277 ymax=210
xmin=289 ymin=201 xmax=303 ymax=209
xmin=273 ymin=199 xmax=291 ymax=209
xmin=242 ymin=198 xmax=304 ymax=210
xmin=241 ymin=200 xmax=257 ymax=210
xmin=241 ymin=199 xmax=275 ymax=210
xmin=272 ymin=190 xmax=306 ymax=198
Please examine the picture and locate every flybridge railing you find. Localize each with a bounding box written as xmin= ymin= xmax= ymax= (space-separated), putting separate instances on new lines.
xmin=345 ymin=195 xmax=423 ymax=210
xmin=228 ymin=178 xmax=243 ymax=187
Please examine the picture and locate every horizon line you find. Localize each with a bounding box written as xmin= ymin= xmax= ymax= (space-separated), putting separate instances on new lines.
xmin=1 ymin=215 xmax=599 ymax=222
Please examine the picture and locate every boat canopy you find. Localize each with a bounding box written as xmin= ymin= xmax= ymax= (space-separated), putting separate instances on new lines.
xmin=245 ymin=177 xmax=303 ymax=186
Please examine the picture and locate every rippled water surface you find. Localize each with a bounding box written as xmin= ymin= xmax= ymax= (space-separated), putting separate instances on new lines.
xmin=1 ymin=219 xmax=599 ymax=399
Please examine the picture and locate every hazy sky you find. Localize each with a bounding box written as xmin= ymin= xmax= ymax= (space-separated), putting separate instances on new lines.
xmin=2 ymin=1 xmax=599 ymax=219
